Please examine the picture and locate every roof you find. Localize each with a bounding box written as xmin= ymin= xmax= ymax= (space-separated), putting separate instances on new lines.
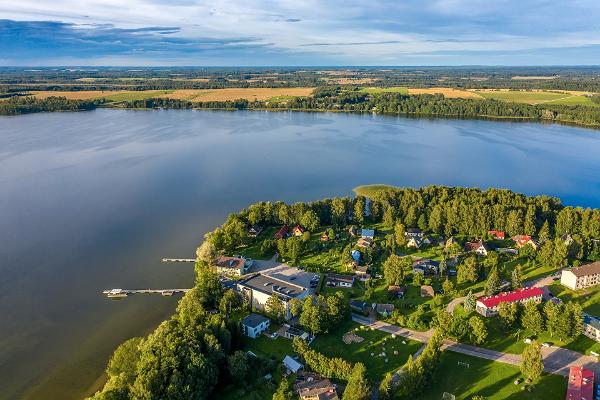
xmin=361 ymin=229 xmax=375 ymax=238
xmin=420 ymin=285 xmax=435 ymax=296
xmin=488 ymin=230 xmax=505 ymax=238
xmin=388 ymin=285 xmax=405 ymax=294
xmin=583 ymin=313 xmax=600 ymax=331
xmin=283 ymin=355 xmax=303 ymax=373
xmin=238 ymin=273 xmax=308 ymax=299
xmin=242 ymin=313 xmax=270 ymax=329
xmin=567 ymin=261 xmax=600 ymax=278
xmin=477 ymin=287 xmax=544 ymax=308
xmin=327 ymin=273 xmax=355 ymax=283
xmin=376 ymin=303 xmax=395 ymax=313
xmin=294 ymin=224 xmax=307 ymax=233
xmin=350 ymin=300 xmax=368 ymax=310
xmin=275 ymin=225 xmax=289 ymax=239
xmin=406 ymin=228 xmax=422 ymax=234
xmin=215 ymin=256 xmax=246 ymax=270
xmin=566 ymin=366 xmax=594 ymax=400
xmin=295 ymin=376 xmax=338 ymax=400
xmin=464 ymin=241 xmax=487 ymax=252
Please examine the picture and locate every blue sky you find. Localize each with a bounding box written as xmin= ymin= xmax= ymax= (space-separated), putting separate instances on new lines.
xmin=1 ymin=0 xmax=600 ymax=66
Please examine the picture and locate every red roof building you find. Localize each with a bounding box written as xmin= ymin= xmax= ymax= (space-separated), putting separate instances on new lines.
xmin=293 ymin=224 xmax=307 ymax=237
xmin=566 ymin=366 xmax=594 ymax=400
xmin=476 ymin=287 xmax=544 ymax=317
xmin=512 ymin=235 xmax=539 ymax=249
xmin=275 ymin=225 xmax=289 ymax=240
xmin=488 ymin=230 xmax=505 ymax=240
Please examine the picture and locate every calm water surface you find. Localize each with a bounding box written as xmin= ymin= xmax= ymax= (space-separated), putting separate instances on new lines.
xmin=2 ymin=109 xmax=600 ymax=399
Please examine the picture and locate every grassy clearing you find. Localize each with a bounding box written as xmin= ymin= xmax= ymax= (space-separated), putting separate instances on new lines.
xmin=418 ymin=351 xmax=566 ymax=400
xmin=548 ymin=282 xmax=600 ymax=315
xmin=360 ymin=87 xmax=409 ymax=94
xmin=244 ymin=335 xmax=294 ymax=360
xmin=353 ymin=184 xmax=398 ymax=199
xmin=312 ymin=320 xmax=422 ymax=380
xmin=473 ymin=89 xmax=599 ymax=106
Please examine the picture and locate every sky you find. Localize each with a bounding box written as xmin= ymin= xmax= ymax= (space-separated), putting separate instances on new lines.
xmin=1 ymin=0 xmax=600 ymax=66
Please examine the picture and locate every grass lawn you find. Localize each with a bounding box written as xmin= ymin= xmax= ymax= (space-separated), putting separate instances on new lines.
xmin=353 ymin=184 xmax=398 ymax=199
xmin=417 ymin=351 xmax=566 ymax=400
xmin=548 ymin=282 xmax=600 ymax=315
xmin=312 ymin=320 xmax=422 ymax=380
xmin=243 ymin=335 xmax=294 ymax=361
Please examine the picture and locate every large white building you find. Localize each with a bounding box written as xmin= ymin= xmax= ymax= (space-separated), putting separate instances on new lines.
xmin=561 ymin=261 xmax=600 ymax=290
xmin=236 ymin=264 xmax=315 ymax=320
xmin=583 ymin=313 xmax=600 ymax=343
xmin=476 ymin=287 xmax=544 ymax=317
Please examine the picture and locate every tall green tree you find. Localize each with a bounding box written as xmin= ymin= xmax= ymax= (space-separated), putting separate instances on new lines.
xmin=484 ymin=266 xmax=500 ymax=296
xmin=521 ymin=300 xmax=544 ymax=335
xmin=520 ymin=342 xmax=544 ymax=381
xmin=379 ymin=372 xmax=394 ymax=400
xmin=394 ymin=221 xmax=407 ymax=247
xmin=469 ymin=316 xmax=488 ymax=345
xmin=354 ymin=196 xmax=365 ymax=226
xmin=511 ymin=265 xmax=523 ymax=290
xmin=343 ymin=363 xmax=370 ymax=400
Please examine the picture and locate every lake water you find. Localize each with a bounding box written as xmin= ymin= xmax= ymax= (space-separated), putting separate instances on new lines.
xmin=2 ymin=109 xmax=600 ymax=399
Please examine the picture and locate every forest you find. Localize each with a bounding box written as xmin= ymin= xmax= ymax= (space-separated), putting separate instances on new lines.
xmin=0 ymin=96 xmax=99 ymax=115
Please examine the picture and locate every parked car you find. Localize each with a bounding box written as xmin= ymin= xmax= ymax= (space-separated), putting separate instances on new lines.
xmin=542 ymin=342 xmax=551 ymax=348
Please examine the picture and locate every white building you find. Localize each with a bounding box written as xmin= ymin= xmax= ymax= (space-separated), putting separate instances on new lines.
xmin=215 ymin=256 xmax=252 ymax=277
xmin=583 ymin=313 xmax=600 ymax=342
xmin=561 ymin=261 xmax=600 ymax=290
xmin=476 ymin=287 xmax=544 ymax=317
xmin=241 ymin=313 xmax=270 ymax=339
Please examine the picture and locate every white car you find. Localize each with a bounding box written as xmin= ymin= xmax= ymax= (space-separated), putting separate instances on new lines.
xmin=542 ymin=342 xmax=551 ymax=348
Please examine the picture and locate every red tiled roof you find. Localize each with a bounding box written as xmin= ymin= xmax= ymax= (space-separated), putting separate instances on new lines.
xmin=275 ymin=225 xmax=289 ymax=239
xmin=566 ymin=366 xmax=594 ymax=400
xmin=488 ymin=230 xmax=505 ymax=239
xmin=477 ymin=287 xmax=544 ymax=308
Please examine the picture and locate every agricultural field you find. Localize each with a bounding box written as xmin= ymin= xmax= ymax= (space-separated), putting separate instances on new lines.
xmin=419 ymin=351 xmax=566 ymax=400
xmin=360 ymin=86 xmax=409 ymax=94
xmin=472 ymin=89 xmax=599 ymax=106
xmin=407 ymin=87 xmax=483 ymax=99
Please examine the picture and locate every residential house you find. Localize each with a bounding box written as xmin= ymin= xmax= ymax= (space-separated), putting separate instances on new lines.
xmin=445 ymin=236 xmax=459 ymax=249
xmin=295 ymin=374 xmax=339 ymax=400
xmin=412 ymin=264 xmax=428 ymax=276
xmin=283 ymin=326 xmax=311 ymax=341
xmin=488 ymin=230 xmax=506 ymax=240
xmin=583 ymin=313 xmax=600 ymax=342
xmin=463 ymin=240 xmax=489 ymax=256
xmin=420 ymin=285 xmax=435 ymax=297
xmin=407 ymin=236 xmax=425 ymax=249
xmin=374 ymin=303 xmax=395 ymax=317
xmin=361 ymin=229 xmax=375 ymax=240
xmin=326 ymin=273 xmax=355 ymax=288
xmin=241 ymin=313 xmax=270 ymax=339
xmin=356 ymin=237 xmax=373 ymax=248
xmin=320 ymin=232 xmax=330 ymax=242
xmin=350 ymin=300 xmax=369 ymax=313
xmin=348 ymin=226 xmax=358 ymax=237
xmin=565 ymin=366 xmax=594 ymax=400
xmin=293 ymin=225 xmax=307 ymax=237
xmin=353 ymin=265 xmax=371 ymax=281
xmin=275 ymin=225 xmax=289 ymax=240
xmin=405 ymin=228 xmax=423 ymax=238
xmin=283 ymin=355 xmax=303 ymax=374
xmin=248 ymin=225 xmax=263 ymax=238
xmin=475 ymin=287 xmax=544 ymax=317
xmin=215 ymin=256 xmax=252 ymax=277
xmin=561 ymin=261 xmax=600 ymax=290
xmin=512 ymin=235 xmax=539 ymax=250
xmin=388 ymin=285 xmax=406 ymax=299
xmin=413 ymin=258 xmax=439 ymax=275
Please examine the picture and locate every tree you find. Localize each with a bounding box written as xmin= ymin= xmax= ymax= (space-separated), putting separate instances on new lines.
xmin=413 ymin=271 xmax=423 ymax=286
xmin=521 ymin=300 xmax=544 ymax=335
xmin=332 ymin=198 xmax=347 ymax=227
xmin=552 ymin=238 xmax=568 ymax=268
xmin=511 ymin=265 xmax=523 ymax=290
xmin=266 ymin=294 xmax=286 ymax=322
xmin=484 ymin=266 xmax=500 ymax=296
xmin=289 ymin=298 xmax=303 ymax=318
xmin=521 ymin=342 xmax=543 ymax=381
xmin=442 ymin=278 xmax=455 ymax=296
xmin=498 ymin=301 xmax=519 ymax=328
xmin=342 ymin=363 xmax=370 ymax=400
xmin=227 ymin=351 xmax=249 ymax=384
xmin=469 ymin=316 xmax=488 ymax=344
xmin=383 ymin=254 xmax=407 ymax=286
xmin=106 ymin=337 xmax=143 ymax=385
xmin=524 ymin=205 xmax=537 ymax=236
xmin=272 ymin=375 xmax=295 ymax=400
xmin=543 ymin=301 xmax=559 ymax=338
xmin=219 ymin=289 xmax=242 ymax=316
xmin=394 ymin=221 xmax=407 ymax=247
xmin=458 ymin=256 xmax=479 ymax=284
xmin=300 ymin=210 xmax=320 ymax=232
xmin=539 ymin=220 xmax=551 ymax=242
xmin=196 ymin=239 xmax=217 ymax=264
xmin=354 ymin=196 xmax=365 ymax=226
xmin=379 ymin=372 xmax=394 ymax=400
xmin=438 ymin=258 xmax=447 ymax=277
xmin=464 ymin=290 xmax=476 ymax=313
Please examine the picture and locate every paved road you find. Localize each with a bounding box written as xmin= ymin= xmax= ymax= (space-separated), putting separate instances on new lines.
xmin=352 ymin=314 xmax=600 ymax=377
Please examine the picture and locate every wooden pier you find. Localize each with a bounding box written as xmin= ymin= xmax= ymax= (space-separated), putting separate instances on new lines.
xmin=102 ymin=288 xmax=191 ymax=298
xmin=161 ymin=258 xmax=196 ymax=263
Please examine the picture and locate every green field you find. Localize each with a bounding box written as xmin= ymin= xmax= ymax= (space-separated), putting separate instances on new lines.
xmin=418 ymin=351 xmax=566 ymax=400
xmin=473 ymin=90 xmax=599 ymax=106
xmin=360 ymin=87 xmax=409 ymax=94
xmin=102 ymin=90 xmax=174 ymax=102
xmin=353 ymin=184 xmax=398 ymax=198
xmin=312 ymin=320 xmax=422 ymax=380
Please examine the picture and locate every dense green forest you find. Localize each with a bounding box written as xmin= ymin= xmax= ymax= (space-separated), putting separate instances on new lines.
xmin=0 ymin=96 xmax=98 ymax=115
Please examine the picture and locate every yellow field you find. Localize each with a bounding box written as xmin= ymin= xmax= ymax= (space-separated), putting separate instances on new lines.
xmin=407 ymin=87 xmax=484 ymax=99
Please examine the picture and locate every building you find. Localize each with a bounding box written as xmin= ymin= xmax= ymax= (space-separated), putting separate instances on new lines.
xmin=583 ymin=313 xmax=600 ymax=342
xmin=350 ymin=300 xmax=369 ymax=313
xmin=248 ymin=225 xmax=263 ymax=238
xmin=476 ymin=287 xmax=544 ymax=317
xmin=360 ymin=229 xmax=375 ymax=239
xmin=325 ymin=273 xmax=355 ymax=288
xmin=413 ymin=258 xmax=439 ymax=275
xmin=405 ymin=228 xmax=423 ymax=238
xmin=420 ymin=285 xmax=435 ymax=297
xmin=283 ymin=326 xmax=311 ymax=341
xmin=388 ymin=285 xmax=406 ymax=299
xmin=356 ymin=237 xmax=373 ymax=248
xmin=320 ymin=232 xmax=330 ymax=242
xmin=561 ymin=261 xmax=600 ymax=290
xmin=295 ymin=374 xmax=339 ymax=400
xmin=241 ymin=313 xmax=270 ymax=339
xmin=275 ymin=225 xmax=289 ymax=240
xmin=215 ymin=256 xmax=252 ymax=276
xmin=353 ymin=265 xmax=370 ymax=281
xmin=236 ymin=265 xmax=314 ymax=320
xmin=565 ymin=366 xmax=594 ymax=400
xmin=488 ymin=230 xmax=506 ymax=240
xmin=512 ymin=235 xmax=539 ymax=250
xmin=283 ymin=355 xmax=304 ymax=374
xmin=293 ymin=224 xmax=307 ymax=237
xmin=464 ymin=240 xmax=489 ymax=256
xmin=374 ymin=303 xmax=395 ymax=317
xmin=407 ymin=236 xmax=424 ymax=249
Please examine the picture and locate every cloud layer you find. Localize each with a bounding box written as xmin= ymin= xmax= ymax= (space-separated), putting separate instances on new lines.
xmin=2 ymin=0 xmax=600 ymax=65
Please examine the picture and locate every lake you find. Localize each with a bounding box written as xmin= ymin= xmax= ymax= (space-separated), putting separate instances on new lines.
xmin=2 ymin=109 xmax=600 ymax=399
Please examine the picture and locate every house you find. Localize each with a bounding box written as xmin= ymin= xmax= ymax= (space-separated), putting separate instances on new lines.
xmin=351 ymin=250 xmax=361 ymax=262
xmin=241 ymin=313 xmax=270 ymax=339
xmin=293 ymin=225 xmax=307 ymax=237
xmin=295 ymin=374 xmax=339 ymax=400
xmin=353 ymin=265 xmax=371 ymax=281
xmin=248 ymin=225 xmax=263 ymax=238
xmin=283 ymin=325 xmax=311 ymax=341
xmin=356 ymin=237 xmax=373 ymax=248
xmin=236 ymin=265 xmax=314 ymax=320
xmin=488 ymin=230 xmax=506 ymax=240
xmin=406 ymin=237 xmax=424 ymax=249
xmin=565 ymin=366 xmax=594 ymax=400
xmin=350 ymin=300 xmax=369 ymax=313
xmin=475 ymin=287 xmax=544 ymax=317
xmin=583 ymin=313 xmax=600 ymax=342
xmin=348 ymin=226 xmax=358 ymax=237
xmin=445 ymin=236 xmax=459 ymax=249
xmin=405 ymin=228 xmax=423 ymax=238
xmin=463 ymin=240 xmax=489 ymax=256
xmin=326 ymin=273 xmax=355 ymax=288
xmin=374 ymin=303 xmax=395 ymax=317
xmin=561 ymin=261 xmax=600 ymax=290
xmin=420 ymin=285 xmax=435 ymax=297
xmin=215 ymin=256 xmax=252 ymax=276
xmin=320 ymin=232 xmax=330 ymax=242
xmin=413 ymin=258 xmax=439 ymax=275
xmin=388 ymin=285 xmax=406 ymax=299
xmin=360 ymin=229 xmax=375 ymax=240
xmin=275 ymin=225 xmax=289 ymax=240
xmin=413 ymin=265 xmax=428 ymax=276
xmin=283 ymin=355 xmax=304 ymax=374
xmin=512 ymin=235 xmax=539 ymax=250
